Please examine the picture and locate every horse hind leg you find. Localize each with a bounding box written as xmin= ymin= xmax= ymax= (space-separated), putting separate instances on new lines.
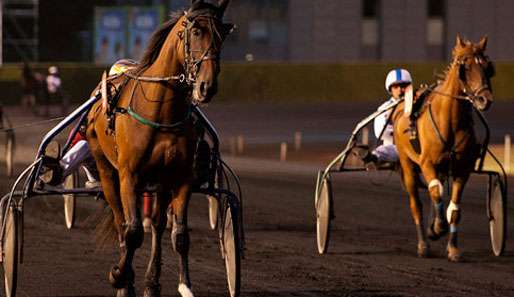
xmin=143 ymin=192 xmax=170 ymax=297
xmin=170 ymin=184 xmax=194 ymax=297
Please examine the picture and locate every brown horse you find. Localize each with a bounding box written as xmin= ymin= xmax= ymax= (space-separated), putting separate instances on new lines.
xmin=86 ymin=1 xmax=232 ymax=296
xmin=393 ymin=36 xmax=495 ymax=261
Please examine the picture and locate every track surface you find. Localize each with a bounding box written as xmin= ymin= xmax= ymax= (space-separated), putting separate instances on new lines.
xmin=0 ymin=102 xmax=513 ymax=297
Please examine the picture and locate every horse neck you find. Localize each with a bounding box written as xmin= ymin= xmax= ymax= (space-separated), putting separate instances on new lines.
xmin=431 ymin=63 xmax=473 ymax=139
xmin=136 ymin=29 xmax=189 ymax=123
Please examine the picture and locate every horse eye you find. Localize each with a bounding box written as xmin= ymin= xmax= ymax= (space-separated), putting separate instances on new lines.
xmin=192 ymin=29 xmax=201 ymax=37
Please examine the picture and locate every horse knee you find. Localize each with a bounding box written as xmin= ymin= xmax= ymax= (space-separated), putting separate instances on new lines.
xmin=446 ymin=201 xmax=461 ymax=225
xmin=428 ymin=179 xmax=444 ymax=197
xmin=172 ymin=222 xmax=189 ymax=254
xmin=124 ymin=221 xmax=144 ymax=249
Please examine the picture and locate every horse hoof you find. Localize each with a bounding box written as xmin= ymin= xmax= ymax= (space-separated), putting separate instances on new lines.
xmin=178 ymin=283 xmax=195 ymax=297
xmin=143 ymin=284 xmax=161 ymax=297
xmin=427 ymin=219 xmax=448 ymax=241
xmin=447 ymin=247 xmax=462 ymax=262
xmin=116 ymin=286 xmax=136 ymax=297
xmin=109 ymin=266 xmax=123 ymax=288
xmin=417 ymin=243 xmax=430 ymax=258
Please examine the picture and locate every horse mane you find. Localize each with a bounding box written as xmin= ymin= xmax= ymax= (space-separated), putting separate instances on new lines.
xmin=136 ymin=11 xmax=184 ymax=72
xmin=437 ymin=37 xmax=484 ymax=91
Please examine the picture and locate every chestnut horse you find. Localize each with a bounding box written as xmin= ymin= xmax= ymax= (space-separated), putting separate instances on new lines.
xmin=393 ymin=36 xmax=495 ymax=261
xmin=86 ymin=1 xmax=232 ymax=296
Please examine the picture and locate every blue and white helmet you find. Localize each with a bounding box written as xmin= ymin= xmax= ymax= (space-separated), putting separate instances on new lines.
xmin=385 ymin=69 xmax=412 ymax=92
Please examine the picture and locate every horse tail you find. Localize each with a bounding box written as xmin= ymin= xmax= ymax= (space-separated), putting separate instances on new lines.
xmin=95 ymin=204 xmax=118 ymax=249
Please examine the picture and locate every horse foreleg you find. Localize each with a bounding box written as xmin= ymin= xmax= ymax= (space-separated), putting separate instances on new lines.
xmin=143 ymin=192 xmax=170 ymax=297
xmin=420 ymin=162 xmax=448 ymax=240
xmin=170 ymin=183 xmax=194 ymax=297
xmin=446 ymin=175 xmax=468 ymax=262
xmin=109 ymin=168 xmax=143 ymax=297
xmin=400 ymin=159 xmax=429 ymax=257
xmin=89 ymin=144 xmax=134 ymax=296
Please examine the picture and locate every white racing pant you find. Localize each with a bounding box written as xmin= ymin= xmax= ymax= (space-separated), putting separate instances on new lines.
xmin=372 ymin=144 xmax=399 ymax=163
xmin=59 ymin=140 xmax=97 ymax=182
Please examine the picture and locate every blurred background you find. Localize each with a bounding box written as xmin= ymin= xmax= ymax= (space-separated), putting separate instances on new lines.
xmin=0 ymin=0 xmax=512 ymax=176
xmin=1 ymin=0 xmax=514 ymax=103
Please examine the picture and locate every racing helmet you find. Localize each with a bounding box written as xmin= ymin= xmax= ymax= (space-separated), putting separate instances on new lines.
xmin=385 ymin=68 xmax=412 ymax=92
xmin=48 ymin=65 xmax=59 ymax=75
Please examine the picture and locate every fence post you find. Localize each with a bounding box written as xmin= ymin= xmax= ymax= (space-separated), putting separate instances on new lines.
xmin=280 ymin=142 xmax=287 ymax=162
xmin=505 ymin=134 xmax=511 ymax=174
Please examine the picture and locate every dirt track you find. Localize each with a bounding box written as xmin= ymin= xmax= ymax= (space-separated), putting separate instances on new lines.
xmin=0 ymin=102 xmax=513 ymax=297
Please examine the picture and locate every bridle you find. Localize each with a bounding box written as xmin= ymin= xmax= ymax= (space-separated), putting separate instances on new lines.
xmin=183 ymin=9 xmax=224 ymax=85
xmin=122 ymin=8 xmax=224 ymax=88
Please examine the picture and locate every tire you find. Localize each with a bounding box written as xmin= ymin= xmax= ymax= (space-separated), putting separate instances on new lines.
xmin=3 ymin=206 xmax=18 ymax=297
xmin=223 ymin=196 xmax=240 ymax=297
xmin=489 ymin=176 xmax=506 ymax=256
xmin=316 ymin=176 xmax=333 ymax=254
xmin=63 ymin=171 xmax=78 ymax=229
xmin=208 ymin=167 xmax=223 ymax=230
xmin=5 ymin=131 xmax=14 ymax=177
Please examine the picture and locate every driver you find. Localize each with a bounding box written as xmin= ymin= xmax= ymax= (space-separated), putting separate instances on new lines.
xmin=357 ymin=68 xmax=413 ymax=166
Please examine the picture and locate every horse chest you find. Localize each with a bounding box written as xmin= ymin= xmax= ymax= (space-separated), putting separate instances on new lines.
xmin=150 ymin=137 xmax=189 ymax=167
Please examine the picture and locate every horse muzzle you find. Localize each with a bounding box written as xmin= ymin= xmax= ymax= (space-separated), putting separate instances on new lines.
xmin=473 ymin=90 xmax=493 ymax=111
xmin=193 ymin=79 xmax=217 ymax=103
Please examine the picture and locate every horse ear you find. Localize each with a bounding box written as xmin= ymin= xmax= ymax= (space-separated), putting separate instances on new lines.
xmin=218 ymin=0 xmax=230 ymax=17
xmin=478 ymin=36 xmax=488 ymax=51
xmin=456 ymin=34 xmax=466 ymax=48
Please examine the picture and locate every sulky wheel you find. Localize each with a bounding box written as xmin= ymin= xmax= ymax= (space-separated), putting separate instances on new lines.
xmin=63 ymin=171 xmax=78 ymax=229
xmin=222 ymin=195 xmax=240 ymax=297
xmin=3 ymin=205 xmax=19 ymax=297
xmin=316 ymin=175 xmax=333 ymax=254
xmin=207 ymin=195 xmax=219 ymax=230
xmin=488 ymin=175 xmax=506 ymax=256
xmin=208 ymin=166 xmax=224 ymax=230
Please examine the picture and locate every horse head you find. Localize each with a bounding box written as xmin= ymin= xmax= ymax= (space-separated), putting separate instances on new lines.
xmin=453 ymin=35 xmax=495 ymax=111
xmin=179 ymin=0 xmax=234 ymax=103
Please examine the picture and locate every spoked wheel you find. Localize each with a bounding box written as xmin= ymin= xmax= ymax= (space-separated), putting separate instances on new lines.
xmin=3 ymin=205 xmax=19 ymax=297
xmin=316 ymin=174 xmax=333 ymax=254
xmin=5 ymin=131 xmax=15 ymax=177
xmin=488 ymin=175 xmax=506 ymax=256
xmin=222 ymin=195 xmax=240 ymax=297
xmin=63 ymin=171 xmax=78 ymax=229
